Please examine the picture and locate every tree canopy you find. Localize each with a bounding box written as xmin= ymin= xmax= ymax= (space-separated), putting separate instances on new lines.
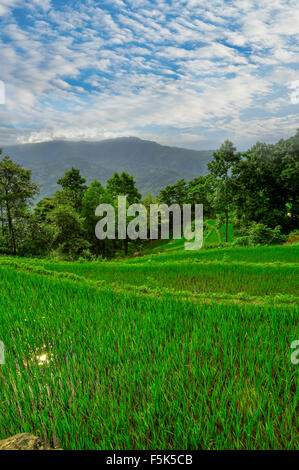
xmin=0 ymin=131 xmax=298 ymax=258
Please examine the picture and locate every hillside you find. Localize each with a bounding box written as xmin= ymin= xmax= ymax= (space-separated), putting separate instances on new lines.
xmin=3 ymin=138 xmax=213 ymax=200
xmin=0 ymin=244 xmax=298 ymax=449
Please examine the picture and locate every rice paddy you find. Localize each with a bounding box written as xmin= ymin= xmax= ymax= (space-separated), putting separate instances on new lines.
xmin=0 ymin=244 xmax=298 ymax=449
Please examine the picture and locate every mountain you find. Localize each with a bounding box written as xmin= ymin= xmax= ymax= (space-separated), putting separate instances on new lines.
xmin=3 ymin=137 xmax=214 ymax=200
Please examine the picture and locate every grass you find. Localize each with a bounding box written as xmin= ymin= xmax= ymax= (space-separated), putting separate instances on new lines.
xmin=137 ymin=243 xmax=299 ymax=264
xmin=5 ymin=259 xmax=297 ymax=297
xmin=0 ymin=243 xmax=298 ymax=450
xmin=144 ymin=220 xmax=235 ymax=254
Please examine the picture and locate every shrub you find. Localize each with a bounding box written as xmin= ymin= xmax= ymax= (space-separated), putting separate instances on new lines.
xmin=204 ymin=242 xmax=231 ymax=250
xmin=248 ymin=223 xmax=286 ymax=246
xmin=286 ymin=230 xmax=299 ymax=245
xmin=0 ymin=235 xmax=11 ymax=254
xmin=232 ymin=236 xmax=250 ymax=247
xmin=271 ymin=226 xmax=287 ymax=245
xmin=78 ymin=249 xmax=97 ymax=262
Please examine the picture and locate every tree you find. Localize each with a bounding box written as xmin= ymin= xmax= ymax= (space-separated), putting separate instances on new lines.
xmin=279 ymin=130 xmax=299 ymax=230
xmin=233 ymin=143 xmax=282 ymax=229
xmin=54 ymin=188 xmax=77 ymax=209
xmin=18 ymin=213 xmax=54 ymax=256
xmin=187 ymin=174 xmax=216 ymax=219
xmin=106 ymin=172 xmax=141 ymax=255
xmin=208 ymin=140 xmax=240 ymax=242
xmin=0 ymin=152 xmax=39 ymax=254
xmin=106 ymin=172 xmax=141 ymax=204
xmin=233 ymin=132 xmax=299 ymax=231
xmin=34 ymin=197 xmax=56 ymax=221
xmin=47 ymin=204 xmax=89 ymax=257
xmin=57 ymin=167 xmax=87 ymax=211
xmin=158 ymin=179 xmax=188 ymax=205
xmin=81 ymin=180 xmax=105 ymax=255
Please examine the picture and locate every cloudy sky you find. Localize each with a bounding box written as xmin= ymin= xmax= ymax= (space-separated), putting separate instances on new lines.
xmin=0 ymin=0 xmax=298 ymax=149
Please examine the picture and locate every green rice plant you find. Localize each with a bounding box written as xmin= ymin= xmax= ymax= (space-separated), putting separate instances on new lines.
xmin=8 ymin=258 xmax=297 ymax=298
xmin=0 ymin=266 xmax=298 ymax=450
xmin=132 ymin=244 xmax=299 ymax=265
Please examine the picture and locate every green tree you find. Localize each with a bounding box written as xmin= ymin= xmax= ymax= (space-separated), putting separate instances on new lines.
xmin=106 ymin=172 xmax=141 ymax=255
xmin=34 ymin=197 xmax=56 ymax=222
xmin=208 ymin=140 xmax=240 ymax=242
xmin=279 ymin=130 xmax=299 ymax=229
xmin=0 ymin=152 xmax=39 ymax=254
xmin=187 ymin=174 xmax=216 ymax=219
xmin=106 ymin=172 xmax=141 ymax=204
xmin=158 ymin=179 xmax=188 ymax=205
xmin=233 ymin=132 xmax=299 ymax=231
xmin=233 ymin=143 xmax=282 ymax=228
xmin=57 ymin=167 xmax=87 ymax=211
xmin=81 ymin=180 xmax=105 ymax=255
xmin=47 ymin=204 xmax=89 ymax=257
xmin=18 ymin=213 xmax=54 ymax=256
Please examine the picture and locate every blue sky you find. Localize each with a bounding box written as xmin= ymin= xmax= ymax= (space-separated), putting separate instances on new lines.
xmin=0 ymin=0 xmax=298 ymax=149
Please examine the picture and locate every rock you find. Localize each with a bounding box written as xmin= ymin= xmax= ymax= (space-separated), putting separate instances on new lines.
xmin=0 ymin=433 xmax=61 ymax=450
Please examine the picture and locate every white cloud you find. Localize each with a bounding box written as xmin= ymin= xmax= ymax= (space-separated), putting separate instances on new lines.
xmin=0 ymin=0 xmax=20 ymax=16
xmin=289 ymin=80 xmax=299 ymax=104
xmin=0 ymin=80 xmax=5 ymax=104
xmin=31 ymin=0 xmax=51 ymax=11
xmin=0 ymin=0 xmax=298 ymax=148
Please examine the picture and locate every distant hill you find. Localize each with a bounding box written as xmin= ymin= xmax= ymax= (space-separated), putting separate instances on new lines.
xmin=3 ymin=137 xmax=213 ymax=200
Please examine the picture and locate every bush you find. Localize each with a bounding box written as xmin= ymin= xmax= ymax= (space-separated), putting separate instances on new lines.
xmin=286 ymin=230 xmax=299 ymax=245
xmin=248 ymin=223 xmax=286 ymax=246
xmin=78 ymin=249 xmax=97 ymax=262
xmin=0 ymin=235 xmax=12 ymax=254
xmin=203 ymin=242 xmax=231 ymax=250
xmin=49 ymin=250 xmax=72 ymax=261
xmin=271 ymin=225 xmax=288 ymax=245
xmin=232 ymin=236 xmax=250 ymax=247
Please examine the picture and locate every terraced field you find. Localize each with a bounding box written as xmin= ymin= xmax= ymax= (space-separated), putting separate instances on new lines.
xmin=0 ymin=244 xmax=298 ymax=449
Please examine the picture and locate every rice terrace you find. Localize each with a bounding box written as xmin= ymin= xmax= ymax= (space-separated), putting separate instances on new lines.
xmin=0 ymin=135 xmax=298 ymax=452
xmin=0 ymin=0 xmax=299 ymax=456
xmin=0 ymin=239 xmax=298 ymax=450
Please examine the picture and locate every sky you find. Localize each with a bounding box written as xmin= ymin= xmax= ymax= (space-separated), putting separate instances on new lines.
xmin=0 ymin=0 xmax=298 ymax=150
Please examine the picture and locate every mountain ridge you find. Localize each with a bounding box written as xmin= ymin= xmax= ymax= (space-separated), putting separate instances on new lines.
xmin=3 ymin=138 xmax=214 ymax=200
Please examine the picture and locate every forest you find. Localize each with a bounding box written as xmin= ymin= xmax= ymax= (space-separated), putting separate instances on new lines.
xmin=0 ymin=130 xmax=298 ymax=259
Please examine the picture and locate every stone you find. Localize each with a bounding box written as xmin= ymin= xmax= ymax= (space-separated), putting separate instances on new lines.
xmin=0 ymin=433 xmax=61 ymax=450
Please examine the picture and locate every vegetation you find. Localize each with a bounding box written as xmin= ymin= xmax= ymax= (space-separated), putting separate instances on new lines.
xmin=0 ymin=132 xmax=298 ymax=450
xmin=0 ymin=151 xmax=39 ymax=255
xmin=0 ymin=243 xmax=298 ymax=449
xmin=0 ymin=130 xmax=298 ymax=259
xmin=6 ymin=139 xmax=214 ymax=201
